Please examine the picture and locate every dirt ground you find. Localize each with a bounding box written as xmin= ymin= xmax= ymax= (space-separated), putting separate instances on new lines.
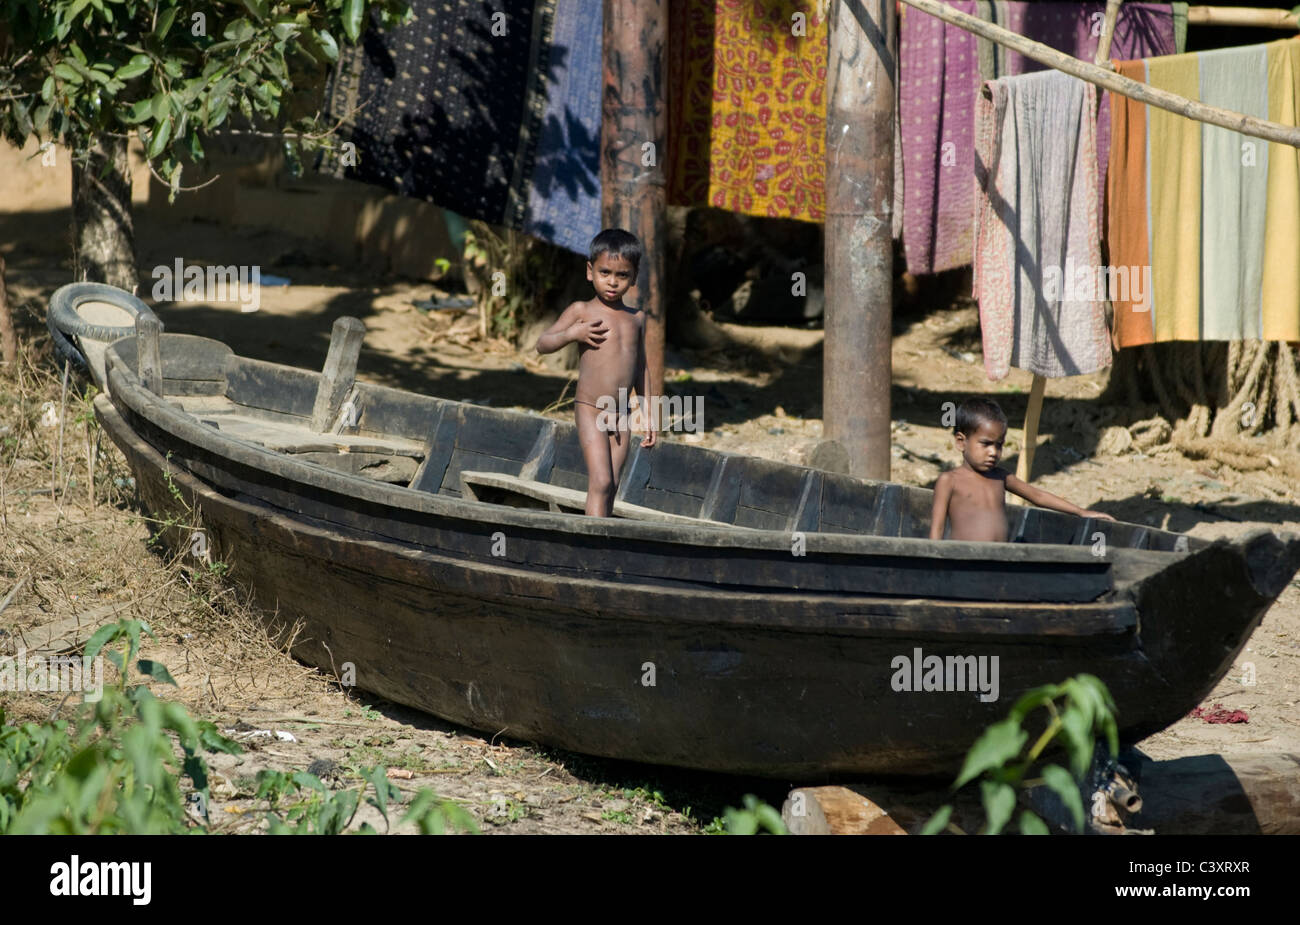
xmin=2 ymin=203 xmax=1298 ymax=834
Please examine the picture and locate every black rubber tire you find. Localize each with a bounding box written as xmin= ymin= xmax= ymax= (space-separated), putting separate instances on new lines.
xmin=47 ymin=282 xmax=150 ymax=343
xmin=46 ymin=315 xmax=88 ymax=371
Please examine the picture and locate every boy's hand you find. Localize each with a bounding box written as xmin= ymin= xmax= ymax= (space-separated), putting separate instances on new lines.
xmin=1080 ymin=510 xmax=1116 ymax=521
xmin=641 ymin=421 xmax=657 ymax=448
xmin=568 ymin=317 xmax=609 ymax=347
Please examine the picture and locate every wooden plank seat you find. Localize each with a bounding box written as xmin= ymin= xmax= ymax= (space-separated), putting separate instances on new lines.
xmin=191 ymin=411 xmax=426 ymax=457
xmin=460 ymin=470 xmax=737 ymax=527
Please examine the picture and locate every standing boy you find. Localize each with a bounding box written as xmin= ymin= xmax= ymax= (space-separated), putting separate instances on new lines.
xmin=535 ymin=229 xmax=656 ymax=516
xmin=930 ymin=398 xmax=1115 ymax=541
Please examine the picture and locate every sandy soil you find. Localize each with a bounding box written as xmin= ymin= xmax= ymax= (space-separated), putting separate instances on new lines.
xmin=2 ymin=204 xmax=1298 ymax=834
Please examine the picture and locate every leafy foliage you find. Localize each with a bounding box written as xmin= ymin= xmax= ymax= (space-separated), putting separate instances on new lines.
xmin=923 ymin=674 xmax=1119 ymax=835
xmin=0 ymin=0 xmax=410 ymax=193
xmin=0 ymin=617 xmax=477 ymax=834
xmin=718 ymin=794 xmax=787 ymax=835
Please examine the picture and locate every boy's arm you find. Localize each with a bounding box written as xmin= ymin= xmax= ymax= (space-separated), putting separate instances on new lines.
xmin=637 ymin=314 xmax=656 ymax=447
xmin=1004 ymin=473 xmax=1116 ymax=520
xmin=536 ymin=303 xmax=602 ymax=354
xmin=929 ymin=473 xmax=952 ymax=540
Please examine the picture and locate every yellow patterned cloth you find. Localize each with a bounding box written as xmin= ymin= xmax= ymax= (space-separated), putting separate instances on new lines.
xmin=668 ymin=0 xmax=827 ymax=222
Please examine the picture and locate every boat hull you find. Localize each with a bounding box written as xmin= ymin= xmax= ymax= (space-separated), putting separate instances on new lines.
xmin=97 ymin=395 xmax=1293 ymax=777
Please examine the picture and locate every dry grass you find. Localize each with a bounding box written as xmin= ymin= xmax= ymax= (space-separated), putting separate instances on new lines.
xmin=0 ymin=308 xmax=337 ymax=726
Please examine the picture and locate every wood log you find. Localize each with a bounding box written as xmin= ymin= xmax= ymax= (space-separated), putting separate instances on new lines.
xmin=1128 ymin=752 xmax=1300 ymax=835
xmin=783 ymin=786 xmax=909 ymax=835
xmin=310 ymin=316 xmax=366 ymax=433
xmin=899 ymin=0 xmax=1300 ymax=148
xmin=135 ymin=315 xmax=163 ymax=396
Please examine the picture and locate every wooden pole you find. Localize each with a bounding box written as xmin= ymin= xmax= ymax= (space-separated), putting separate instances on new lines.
xmin=1187 ymin=6 xmax=1300 ymax=28
xmin=0 ymin=256 xmax=15 ymax=367
xmin=600 ymin=0 xmax=667 ymax=418
xmin=899 ymin=0 xmax=1300 ymax=148
xmin=824 ymin=0 xmax=897 ymax=480
xmin=1017 ymin=0 xmax=1121 ymax=483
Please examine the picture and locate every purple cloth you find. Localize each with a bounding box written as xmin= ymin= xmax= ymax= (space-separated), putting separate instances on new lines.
xmin=899 ymin=2 xmax=1177 ymax=275
xmin=899 ymin=1 xmax=981 ymax=277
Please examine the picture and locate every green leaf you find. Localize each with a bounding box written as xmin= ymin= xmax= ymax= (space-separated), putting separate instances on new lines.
xmin=150 ymin=91 xmax=169 ymax=121
xmin=40 ymin=75 xmax=55 ymax=103
xmin=154 ymin=6 xmax=177 ymax=39
xmin=271 ymin=21 xmax=297 ymax=41
xmin=240 ymin=0 xmax=270 ymax=19
xmin=115 ymin=54 xmax=152 ymax=80
xmin=84 ymin=623 xmax=122 ymax=661
xmin=291 ymin=771 xmax=326 ymax=793
xmin=147 ymin=116 xmax=172 ymax=159
xmin=136 ymin=659 xmax=177 ymax=686
xmin=223 ymin=18 xmax=256 ymax=43
xmin=1008 ymin=684 xmax=1060 ymax=724
xmin=920 ymin=804 xmax=953 ymax=836
xmin=341 ymin=0 xmax=364 ymax=43
xmin=1017 ymin=810 xmax=1050 ymax=835
xmin=953 ymin=718 xmax=1028 ymax=791
xmin=979 ymin=779 xmax=1016 ymax=835
xmin=53 ymin=63 xmax=84 ymax=84
xmin=122 ymin=98 xmax=153 ymax=124
xmin=1058 ymin=705 xmax=1093 ymax=779
xmin=1040 ymin=764 xmax=1086 ymax=833
xmin=315 ymin=29 xmax=339 ymax=62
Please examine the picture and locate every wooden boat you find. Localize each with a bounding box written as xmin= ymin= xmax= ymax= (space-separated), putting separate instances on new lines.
xmin=66 ymin=292 xmax=1300 ymax=778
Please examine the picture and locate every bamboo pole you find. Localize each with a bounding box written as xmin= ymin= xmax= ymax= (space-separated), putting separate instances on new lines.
xmin=899 ymin=0 xmax=1300 ymax=148
xmin=823 ymin=0 xmax=896 ymax=481
xmin=1017 ymin=0 xmax=1121 ymax=483
xmin=1187 ymin=6 xmax=1300 ymax=28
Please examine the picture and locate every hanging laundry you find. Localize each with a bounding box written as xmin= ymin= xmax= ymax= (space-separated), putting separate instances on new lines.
xmin=523 ymin=0 xmax=604 ymax=254
xmin=973 ymin=70 xmax=1112 ymax=381
xmin=899 ymin=2 xmax=1180 ymax=275
xmin=321 ymin=0 xmax=603 ymax=255
xmin=1108 ymin=39 xmax=1300 ymax=347
xmin=667 ymin=0 xmax=827 ymax=222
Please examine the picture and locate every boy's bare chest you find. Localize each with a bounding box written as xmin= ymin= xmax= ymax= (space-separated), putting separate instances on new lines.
xmin=951 ymin=473 xmax=1005 ymax=507
xmin=594 ymin=311 xmax=639 ymax=351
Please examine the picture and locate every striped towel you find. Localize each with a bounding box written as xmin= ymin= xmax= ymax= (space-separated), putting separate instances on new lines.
xmin=1109 ymin=39 xmax=1300 ymax=346
xmin=974 ymin=70 xmax=1112 ymax=380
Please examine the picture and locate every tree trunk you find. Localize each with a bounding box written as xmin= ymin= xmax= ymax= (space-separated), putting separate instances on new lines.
xmin=71 ymin=135 xmax=137 ymax=291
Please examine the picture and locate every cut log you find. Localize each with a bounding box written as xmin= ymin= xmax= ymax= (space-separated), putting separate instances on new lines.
xmin=783 ymin=786 xmax=908 ymax=835
xmin=1128 ymin=752 xmax=1300 ymax=835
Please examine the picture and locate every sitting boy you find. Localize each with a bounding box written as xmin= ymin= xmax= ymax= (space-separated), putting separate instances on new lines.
xmin=534 ymin=229 xmax=656 ymax=516
xmin=930 ymin=398 xmax=1115 ymax=542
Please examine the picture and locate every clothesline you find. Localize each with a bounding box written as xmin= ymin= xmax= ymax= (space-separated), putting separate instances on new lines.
xmin=898 ymin=0 xmax=1300 ymax=148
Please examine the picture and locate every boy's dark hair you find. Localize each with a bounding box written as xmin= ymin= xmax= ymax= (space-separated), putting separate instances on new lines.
xmin=954 ymin=397 xmax=1008 ymax=437
xmin=589 ymin=228 xmax=642 ymax=272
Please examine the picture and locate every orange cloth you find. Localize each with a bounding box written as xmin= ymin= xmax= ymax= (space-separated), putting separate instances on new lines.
xmin=1107 ymin=59 xmax=1154 ymax=348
